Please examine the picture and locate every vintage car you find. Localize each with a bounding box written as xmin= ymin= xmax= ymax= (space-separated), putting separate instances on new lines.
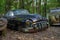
xmin=3 ymin=9 xmax=48 ymax=32
xmin=49 ymin=8 xmax=60 ymax=25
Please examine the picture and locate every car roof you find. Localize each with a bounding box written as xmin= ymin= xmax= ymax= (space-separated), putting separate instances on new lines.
xmin=13 ymin=9 xmax=29 ymax=15
xmin=6 ymin=9 xmax=30 ymax=15
xmin=50 ymin=8 xmax=60 ymax=13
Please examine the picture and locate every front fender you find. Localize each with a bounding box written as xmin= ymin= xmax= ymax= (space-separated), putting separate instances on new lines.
xmin=29 ymin=18 xmax=37 ymax=22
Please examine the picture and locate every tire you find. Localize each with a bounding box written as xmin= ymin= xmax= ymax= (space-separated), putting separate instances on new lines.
xmin=37 ymin=23 xmax=42 ymax=31
xmin=41 ymin=21 xmax=49 ymax=30
xmin=22 ymin=19 xmax=38 ymax=33
xmin=22 ymin=27 xmax=34 ymax=33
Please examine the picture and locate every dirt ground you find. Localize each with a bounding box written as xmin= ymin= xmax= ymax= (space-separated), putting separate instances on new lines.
xmin=0 ymin=26 xmax=60 ymax=40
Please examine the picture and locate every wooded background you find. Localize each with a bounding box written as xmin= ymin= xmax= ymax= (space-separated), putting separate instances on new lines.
xmin=0 ymin=0 xmax=60 ymax=17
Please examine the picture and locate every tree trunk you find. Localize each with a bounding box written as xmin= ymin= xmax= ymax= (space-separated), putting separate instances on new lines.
xmin=19 ymin=0 xmax=24 ymax=9
xmin=36 ymin=0 xmax=38 ymax=13
xmin=43 ymin=0 xmax=47 ymax=17
xmin=38 ymin=0 xmax=41 ymax=14
xmin=17 ymin=0 xmax=19 ymax=9
xmin=57 ymin=0 xmax=60 ymax=7
xmin=5 ymin=0 xmax=11 ymax=12
xmin=26 ymin=0 xmax=29 ymax=10
xmin=32 ymin=0 xmax=34 ymax=13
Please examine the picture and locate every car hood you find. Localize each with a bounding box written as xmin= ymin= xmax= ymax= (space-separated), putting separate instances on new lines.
xmin=16 ymin=14 xmax=48 ymax=22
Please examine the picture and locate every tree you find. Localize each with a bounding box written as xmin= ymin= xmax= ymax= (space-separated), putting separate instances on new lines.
xmin=57 ymin=0 xmax=60 ymax=7
xmin=19 ymin=0 xmax=25 ymax=9
xmin=32 ymin=0 xmax=34 ymax=13
xmin=38 ymin=0 xmax=41 ymax=13
xmin=43 ymin=0 xmax=47 ymax=17
xmin=36 ymin=0 xmax=41 ymax=14
xmin=0 ymin=0 xmax=6 ymax=14
xmin=5 ymin=0 xmax=11 ymax=12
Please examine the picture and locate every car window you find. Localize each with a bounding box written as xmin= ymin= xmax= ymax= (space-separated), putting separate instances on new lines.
xmin=13 ymin=9 xmax=29 ymax=15
xmin=6 ymin=11 xmax=14 ymax=16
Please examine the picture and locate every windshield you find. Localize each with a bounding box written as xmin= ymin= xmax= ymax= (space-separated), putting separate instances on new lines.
xmin=13 ymin=9 xmax=29 ymax=15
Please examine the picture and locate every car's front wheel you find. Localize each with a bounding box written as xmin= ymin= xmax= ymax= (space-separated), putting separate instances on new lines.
xmin=22 ymin=19 xmax=38 ymax=33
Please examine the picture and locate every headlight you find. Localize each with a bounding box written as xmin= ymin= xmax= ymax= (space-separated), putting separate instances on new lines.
xmin=26 ymin=20 xmax=36 ymax=26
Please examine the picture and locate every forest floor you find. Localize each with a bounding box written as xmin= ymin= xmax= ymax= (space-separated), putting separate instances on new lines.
xmin=0 ymin=26 xmax=60 ymax=40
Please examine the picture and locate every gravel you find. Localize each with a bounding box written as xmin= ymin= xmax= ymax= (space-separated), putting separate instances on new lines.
xmin=0 ymin=27 xmax=60 ymax=40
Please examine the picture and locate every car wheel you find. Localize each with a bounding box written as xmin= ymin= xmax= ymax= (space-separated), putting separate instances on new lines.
xmin=37 ymin=23 xmax=42 ymax=31
xmin=32 ymin=24 xmax=38 ymax=31
xmin=22 ymin=27 xmax=36 ymax=33
xmin=41 ymin=21 xmax=48 ymax=30
xmin=22 ymin=19 xmax=38 ymax=33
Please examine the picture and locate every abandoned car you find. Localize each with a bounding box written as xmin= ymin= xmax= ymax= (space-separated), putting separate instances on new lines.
xmin=3 ymin=9 xmax=49 ymax=32
xmin=49 ymin=8 xmax=60 ymax=25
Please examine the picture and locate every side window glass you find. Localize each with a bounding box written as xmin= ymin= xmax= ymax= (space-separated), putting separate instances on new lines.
xmin=6 ymin=11 xmax=14 ymax=16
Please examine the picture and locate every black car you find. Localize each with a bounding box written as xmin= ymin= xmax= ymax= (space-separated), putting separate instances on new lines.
xmin=3 ymin=9 xmax=49 ymax=32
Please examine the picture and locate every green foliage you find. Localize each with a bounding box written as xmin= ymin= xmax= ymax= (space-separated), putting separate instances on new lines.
xmin=0 ymin=0 xmax=6 ymax=14
xmin=47 ymin=0 xmax=58 ymax=8
xmin=0 ymin=0 xmax=60 ymax=17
